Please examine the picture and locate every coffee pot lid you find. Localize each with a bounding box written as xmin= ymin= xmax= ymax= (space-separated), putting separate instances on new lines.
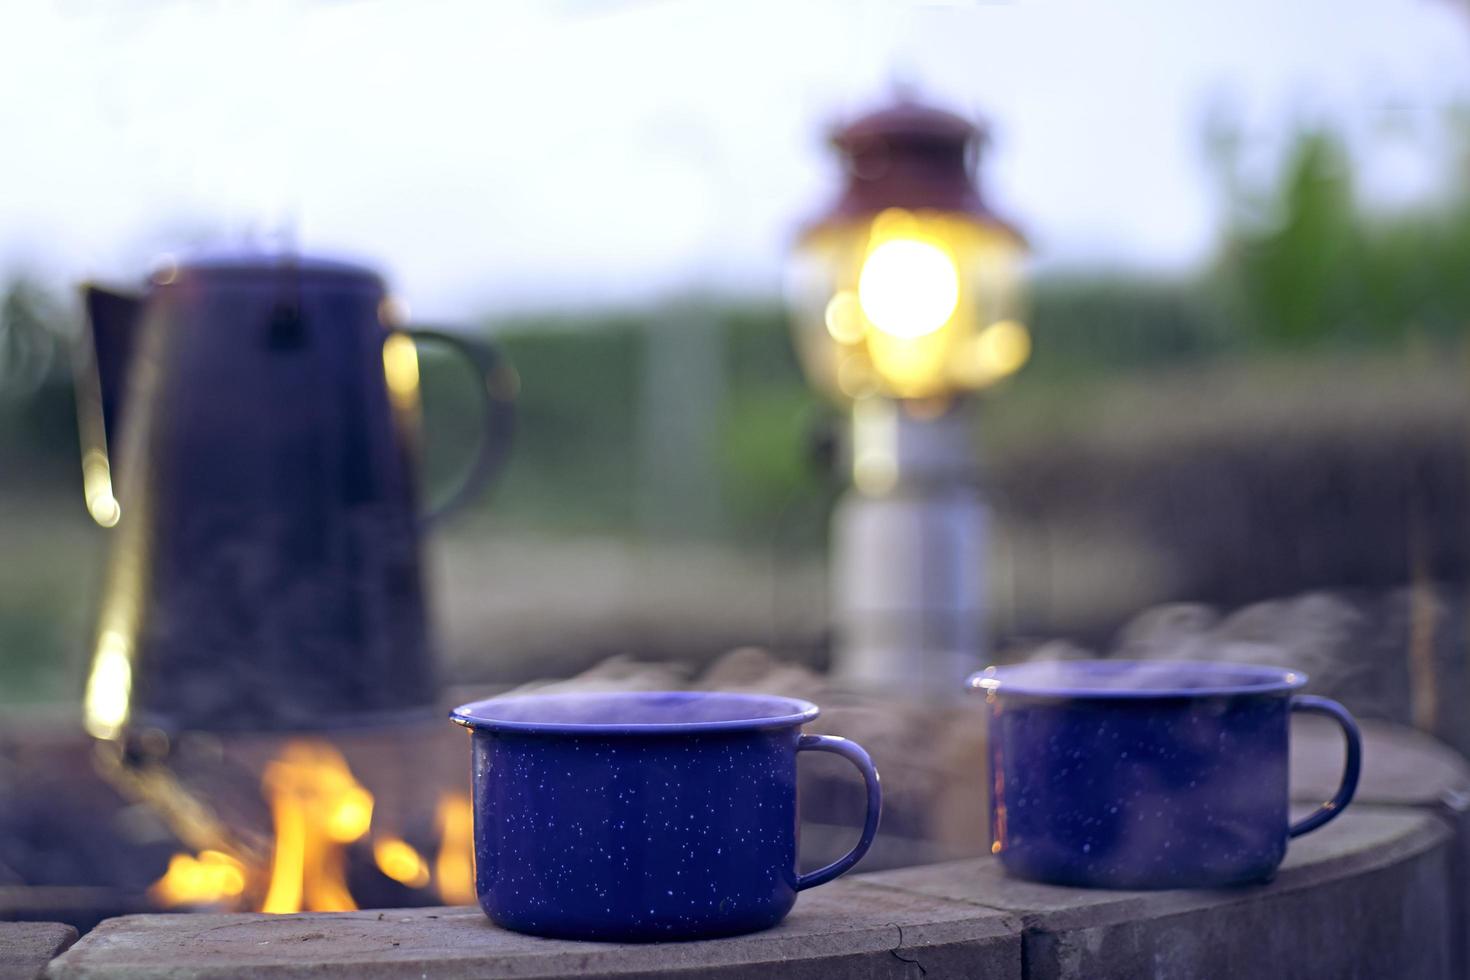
xmin=149 ymin=247 xmax=384 ymax=289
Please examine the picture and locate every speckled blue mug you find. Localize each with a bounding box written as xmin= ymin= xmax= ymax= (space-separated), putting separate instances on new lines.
xmin=449 ymin=691 xmax=882 ymax=941
xmin=967 ymin=660 xmax=1361 ymax=889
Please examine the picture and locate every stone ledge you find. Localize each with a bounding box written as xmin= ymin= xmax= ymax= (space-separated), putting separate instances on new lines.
xmin=863 ymin=805 xmax=1449 ymax=928
xmin=1 ymin=923 xmax=77 ymax=980
xmin=1293 ymin=718 xmax=1470 ymax=980
xmin=1292 ymin=716 xmax=1470 ymax=810
xmin=44 ymin=809 xmax=1451 ymax=980
xmin=864 ymin=806 xmax=1454 ymax=980
xmin=42 ymin=880 xmax=1018 ymax=980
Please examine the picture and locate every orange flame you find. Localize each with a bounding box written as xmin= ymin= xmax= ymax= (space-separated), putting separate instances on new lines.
xmin=259 ymin=740 xmax=374 ymax=913
xmin=434 ymin=793 xmax=476 ymax=905
xmin=374 ymin=837 xmax=430 ymax=889
xmin=148 ymin=849 xmax=246 ymax=907
xmin=148 ymin=741 xmax=476 ymax=912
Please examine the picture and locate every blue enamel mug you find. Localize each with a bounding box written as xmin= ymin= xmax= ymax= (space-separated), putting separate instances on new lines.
xmin=450 ymin=691 xmax=882 ymax=941
xmin=967 ymin=660 xmax=1361 ymax=889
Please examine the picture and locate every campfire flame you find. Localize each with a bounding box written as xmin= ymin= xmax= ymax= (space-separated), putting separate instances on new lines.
xmin=434 ymin=793 xmax=476 ymax=906
xmin=149 ymin=739 xmax=477 ymax=913
xmin=259 ymin=740 xmax=373 ymax=914
xmin=373 ymin=837 xmax=430 ymax=889
xmin=149 ymin=850 xmax=246 ymax=907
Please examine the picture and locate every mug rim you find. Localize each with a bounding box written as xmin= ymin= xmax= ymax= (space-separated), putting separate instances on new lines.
xmin=450 ymin=689 xmax=820 ymax=736
xmin=966 ymin=658 xmax=1309 ymax=699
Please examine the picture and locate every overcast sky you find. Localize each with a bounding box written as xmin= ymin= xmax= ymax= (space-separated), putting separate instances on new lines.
xmin=3 ymin=0 xmax=1469 ymax=318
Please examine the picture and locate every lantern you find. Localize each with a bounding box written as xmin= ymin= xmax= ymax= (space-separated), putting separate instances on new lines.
xmin=787 ymin=101 xmax=1028 ymax=405
xmin=786 ymin=99 xmax=1028 ymax=697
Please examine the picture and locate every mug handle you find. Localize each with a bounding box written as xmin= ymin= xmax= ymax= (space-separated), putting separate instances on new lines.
xmin=1288 ymin=695 xmax=1363 ymax=838
xmin=395 ymin=328 xmax=517 ymax=528
xmin=794 ymin=735 xmax=882 ymax=890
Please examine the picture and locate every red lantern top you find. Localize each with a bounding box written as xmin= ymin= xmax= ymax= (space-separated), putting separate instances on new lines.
xmin=807 ymin=99 xmax=1020 ymax=240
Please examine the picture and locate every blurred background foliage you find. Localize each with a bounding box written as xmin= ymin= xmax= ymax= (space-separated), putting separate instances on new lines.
xmin=2 ymin=117 xmax=1468 ymax=701
xmin=1220 ymin=125 xmax=1470 ymax=349
xmin=5 ymin=118 xmax=1469 ymax=528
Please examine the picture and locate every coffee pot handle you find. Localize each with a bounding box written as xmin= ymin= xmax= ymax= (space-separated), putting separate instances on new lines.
xmin=398 ymin=329 xmax=517 ymax=528
xmin=794 ymin=735 xmax=882 ymax=890
xmin=1288 ymin=695 xmax=1363 ymax=838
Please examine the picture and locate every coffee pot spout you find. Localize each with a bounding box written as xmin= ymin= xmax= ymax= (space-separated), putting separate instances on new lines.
xmin=82 ymin=285 xmax=144 ymax=448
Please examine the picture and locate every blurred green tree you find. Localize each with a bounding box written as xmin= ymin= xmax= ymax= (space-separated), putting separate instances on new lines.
xmin=1217 ymin=113 xmax=1470 ymax=348
xmin=0 ymin=275 xmax=74 ymax=400
xmin=1225 ymin=129 xmax=1362 ymax=346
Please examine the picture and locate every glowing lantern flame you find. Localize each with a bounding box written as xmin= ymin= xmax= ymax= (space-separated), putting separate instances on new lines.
xmin=858 ymin=238 xmax=960 ymax=340
xmin=975 ymin=319 xmax=1030 ymax=377
xmin=788 ymin=206 xmax=1027 ymax=401
xmin=952 ymin=318 xmax=1031 ymax=389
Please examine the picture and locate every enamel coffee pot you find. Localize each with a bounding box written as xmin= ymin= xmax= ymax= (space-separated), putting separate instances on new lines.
xmin=75 ymin=251 xmax=515 ymax=739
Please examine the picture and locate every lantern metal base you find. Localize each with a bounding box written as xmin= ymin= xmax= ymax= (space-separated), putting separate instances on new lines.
xmin=829 ymin=400 xmax=987 ymax=700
